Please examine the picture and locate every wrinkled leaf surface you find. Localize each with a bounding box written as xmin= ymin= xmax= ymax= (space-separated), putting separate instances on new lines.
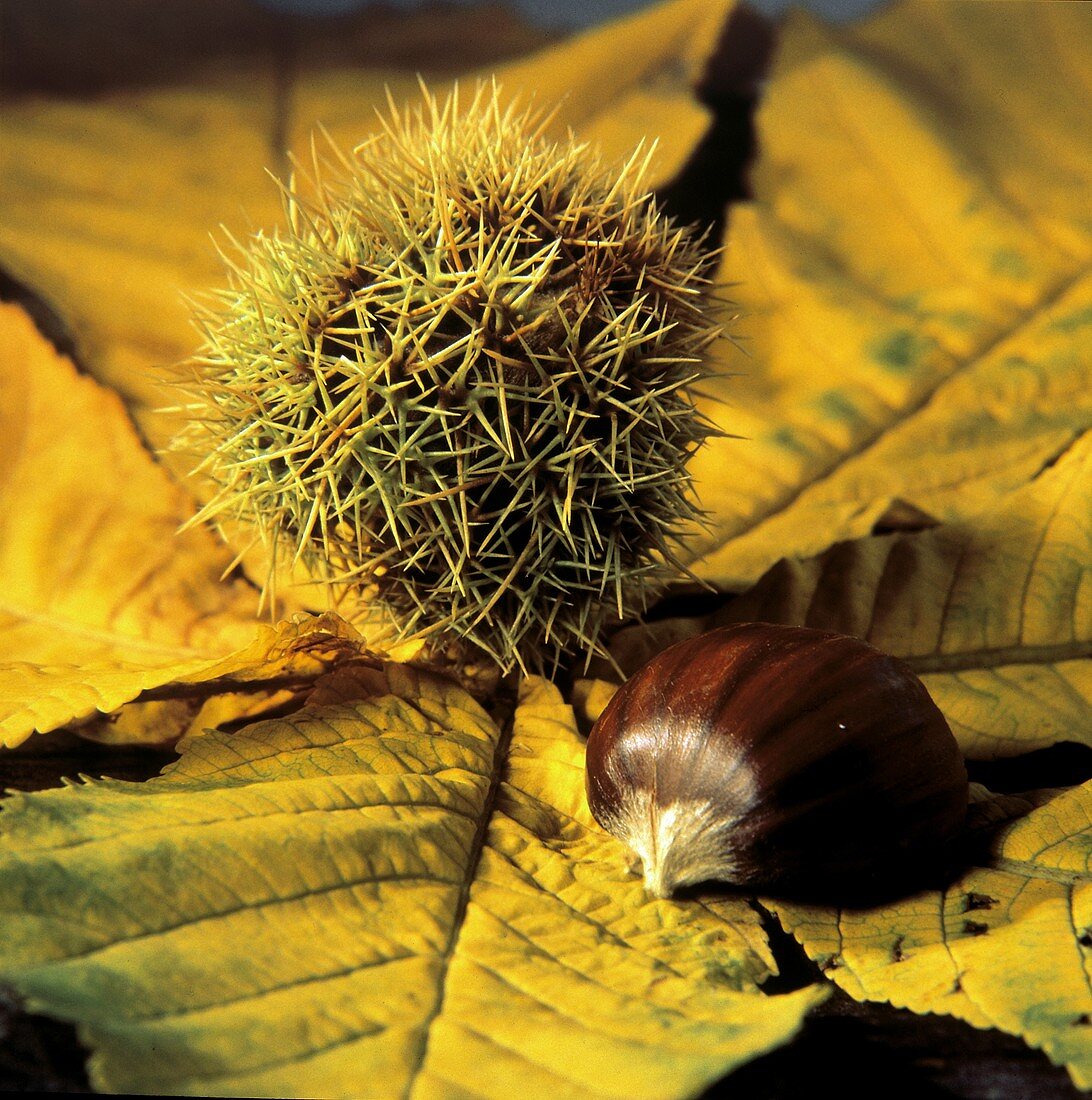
xmin=774 ymin=785 xmax=1092 ymax=1089
xmin=0 ymin=667 xmax=821 ymax=1097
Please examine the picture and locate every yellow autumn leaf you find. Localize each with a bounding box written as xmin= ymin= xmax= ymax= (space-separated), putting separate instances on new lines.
xmin=78 ymin=612 xmax=446 ymax=748
xmin=0 ymin=303 xmax=404 ymax=747
xmin=0 ymin=81 xmax=285 ymax=430
xmin=1 ymin=611 xmax=369 ymax=751
xmin=772 ymin=783 xmax=1092 ymax=1090
xmin=0 ymin=664 xmax=823 ymax=1098
xmin=470 ymin=0 xmax=728 ymax=181
xmin=0 ymin=302 xmax=256 ymax=745
xmin=73 ymin=690 xmax=294 ymax=749
xmin=294 ymin=0 xmax=729 ymax=182
xmin=608 ymin=430 xmax=1092 ymax=758
xmin=0 ymin=0 xmax=732 ymax=458
xmin=689 ymin=0 xmax=1092 ymax=589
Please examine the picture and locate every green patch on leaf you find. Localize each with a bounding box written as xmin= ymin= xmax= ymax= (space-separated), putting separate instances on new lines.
xmin=812 ymin=389 xmax=862 ymax=424
xmin=768 ymin=425 xmax=810 ymax=454
xmin=868 ymin=329 xmax=931 ymax=374
xmin=1050 ymin=306 xmax=1092 ymax=334
xmin=990 ymin=248 xmax=1031 ymax=279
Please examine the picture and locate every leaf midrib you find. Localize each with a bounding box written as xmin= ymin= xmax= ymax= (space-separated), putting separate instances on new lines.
xmin=404 ymin=695 xmax=516 ymax=1100
xmin=967 ymin=858 xmax=1088 ymax=888
xmin=905 ymin=640 xmax=1092 ymax=676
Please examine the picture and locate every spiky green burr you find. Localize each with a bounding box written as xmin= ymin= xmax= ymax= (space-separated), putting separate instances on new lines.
xmin=181 ymin=83 xmax=721 ymax=672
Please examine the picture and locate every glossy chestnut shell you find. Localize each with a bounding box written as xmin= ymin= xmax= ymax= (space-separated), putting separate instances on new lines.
xmin=585 ymin=623 xmax=969 ymax=900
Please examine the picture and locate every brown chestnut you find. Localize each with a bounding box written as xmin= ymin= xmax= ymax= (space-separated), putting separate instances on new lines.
xmin=585 ymin=623 xmax=969 ymax=900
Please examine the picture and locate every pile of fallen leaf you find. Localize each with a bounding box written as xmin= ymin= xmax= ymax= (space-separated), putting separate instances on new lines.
xmin=1 ymin=0 xmax=1090 ymax=1095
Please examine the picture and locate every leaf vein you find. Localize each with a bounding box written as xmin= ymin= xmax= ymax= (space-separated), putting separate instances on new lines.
xmin=7 ymin=871 xmax=461 ymax=970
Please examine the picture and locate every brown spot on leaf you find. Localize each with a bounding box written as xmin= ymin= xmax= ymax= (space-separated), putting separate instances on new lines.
xmin=963 ymin=892 xmax=998 ymax=912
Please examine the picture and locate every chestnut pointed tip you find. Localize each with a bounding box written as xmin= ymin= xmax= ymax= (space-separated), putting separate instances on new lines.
xmin=642 ymin=864 xmax=674 ymax=900
xmin=612 ymin=794 xmax=746 ymax=900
